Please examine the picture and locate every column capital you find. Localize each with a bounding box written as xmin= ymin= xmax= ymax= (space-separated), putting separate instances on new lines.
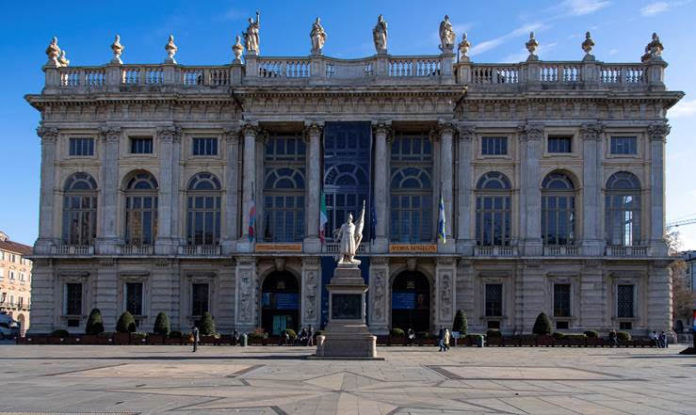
xmin=36 ymin=126 xmax=59 ymax=142
xmin=437 ymin=121 xmax=457 ymax=136
xmin=518 ymin=123 xmax=544 ymax=141
xmin=580 ymin=122 xmax=604 ymax=141
xmin=156 ymin=125 xmax=182 ymax=143
xmin=98 ymin=126 xmax=122 ymax=142
xmin=372 ymin=121 xmax=392 ymax=137
xmin=303 ymin=121 xmax=324 ymax=139
xmin=241 ymin=122 xmax=261 ymax=139
xmin=647 ymin=122 xmax=671 ymax=142
xmin=456 ymin=123 xmax=476 ymax=140
xmin=222 ymin=126 xmax=241 ymax=142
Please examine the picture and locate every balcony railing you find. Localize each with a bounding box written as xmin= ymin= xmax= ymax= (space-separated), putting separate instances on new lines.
xmin=178 ymin=245 xmax=221 ymax=256
xmin=52 ymin=245 xmax=94 ymax=255
xmin=474 ymin=245 xmax=517 ymax=257
xmin=323 ymin=242 xmax=369 ymax=255
xmin=606 ymin=245 xmax=649 ymax=257
xmin=121 ymin=245 xmax=154 ymax=255
xmin=543 ymin=245 xmax=580 ymax=256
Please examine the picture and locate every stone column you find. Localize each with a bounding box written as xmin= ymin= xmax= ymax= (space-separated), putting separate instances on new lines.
xmin=580 ymin=260 xmax=605 ymax=330
xmin=26 ymin=260 xmax=54 ymax=334
xmin=155 ymin=126 xmax=181 ymax=255
xmin=221 ymin=127 xmax=240 ymax=254
xmin=455 ymin=260 xmax=474 ymax=321
xmin=238 ymin=124 xmax=258 ymax=252
xmin=456 ymin=124 xmax=475 ymax=255
xmin=438 ymin=123 xmax=456 ymax=253
xmin=304 ymin=122 xmax=323 ymax=253
xmin=435 ymin=258 xmax=456 ymax=328
xmin=95 ymin=261 xmax=118 ymax=330
xmin=648 ymin=123 xmax=670 ymax=256
xmin=36 ymin=127 xmax=59 ymax=254
xmin=372 ymin=122 xmax=391 ymax=252
xmin=368 ymin=257 xmax=389 ymax=334
xmin=97 ymin=126 xmax=122 ymax=254
xmin=519 ymin=124 xmax=544 ymax=256
xmin=301 ymin=257 xmax=321 ymax=328
xmin=234 ymin=257 xmax=257 ymax=332
xmin=647 ymin=261 xmax=672 ymax=333
xmin=580 ymin=123 xmax=604 ymax=256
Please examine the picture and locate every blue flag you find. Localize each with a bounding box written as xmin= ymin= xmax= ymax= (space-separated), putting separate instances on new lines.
xmin=370 ymin=203 xmax=377 ymax=241
xmin=437 ymin=193 xmax=446 ymax=244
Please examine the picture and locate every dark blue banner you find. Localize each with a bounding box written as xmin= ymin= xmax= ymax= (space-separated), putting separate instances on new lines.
xmin=392 ymin=292 xmax=416 ymax=310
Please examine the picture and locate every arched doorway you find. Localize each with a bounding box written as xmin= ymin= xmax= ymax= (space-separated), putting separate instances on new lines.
xmin=261 ymin=271 xmax=300 ymax=335
xmin=391 ymin=271 xmax=430 ymax=333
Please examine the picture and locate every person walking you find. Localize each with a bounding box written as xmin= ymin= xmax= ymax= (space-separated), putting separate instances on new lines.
xmin=307 ymin=325 xmax=314 ymax=347
xmin=438 ymin=327 xmax=445 ymax=352
xmin=609 ymin=328 xmax=618 ymax=347
xmin=444 ymin=328 xmax=451 ymax=351
xmin=659 ymin=331 xmax=668 ymax=348
xmin=650 ymin=330 xmax=659 ymax=347
xmin=407 ymin=328 xmax=416 ymax=346
xmin=191 ymin=325 xmax=200 ymax=352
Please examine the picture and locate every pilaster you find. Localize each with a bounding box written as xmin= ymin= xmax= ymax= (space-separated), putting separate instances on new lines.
xmin=372 ymin=121 xmax=391 ymax=252
xmin=234 ymin=257 xmax=257 ymax=332
xmin=35 ymin=127 xmax=59 ymax=253
xmin=238 ymin=123 xmax=259 ymax=252
xmin=580 ymin=123 xmax=605 ymax=256
xmin=301 ymin=257 xmax=322 ymax=328
xmin=221 ymin=127 xmax=240 ymax=254
xmin=519 ymin=123 xmax=543 ymax=256
xmin=95 ymin=260 xmax=118 ymax=330
xmin=580 ymin=260 xmax=605 ymax=330
xmin=155 ymin=125 xmax=181 ymax=255
xmin=647 ymin=261 xmax=673 ymax=332
xmin=96 ymin=126 xmax=122 ymax=254
xmin=304 ymin=122 xmax=323 ymax=253
xmin=26 ymin=260 xmax=54 ymax=334
xmin=519 ymin=261 xmax=545 ymax=332
xmin=648 ymin=123 xmax=670 ymax=256
xmin=215 ymin=259 xmax=237 ymax=332
xmin=368 ymin=257 xmax=389 ymax=334
xmin=456 ymin=124 xmax=475 ymax=255
xmin=435 ymin=258 xmax=456 ymax=328
xmin=438 ymin=122 xmax=456 ymax=253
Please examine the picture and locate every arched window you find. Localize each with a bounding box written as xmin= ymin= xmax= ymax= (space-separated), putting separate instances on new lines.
xmin=263 ymin=133 xmax=306 ymax=242
xmin=606 ymin=172 xmax=641 ymax=246
xmin=62 ymin=172 xmax=98 ymax=245
xmin=475 ymin=172 xmax=512 ymax=246
xmin=124 ymin=172 xmax=158 ymax=246
xmin=541 ymin=172 xmax=576 ymax=245
xmin=186 ymin=172 xmax=221 ymax=246
xmin=390 ymin=134 xmax=433 ymax=242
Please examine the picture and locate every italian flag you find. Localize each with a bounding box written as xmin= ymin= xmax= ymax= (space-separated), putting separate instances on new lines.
xmin=319 ymin=191 xmax=328 ymax=243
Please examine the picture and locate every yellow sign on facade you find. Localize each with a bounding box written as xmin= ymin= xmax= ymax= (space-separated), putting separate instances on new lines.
xmin=389 ymin=244 xmax=438 ymax=253
xmin=255 ymin=243 xmax=303 ymax=253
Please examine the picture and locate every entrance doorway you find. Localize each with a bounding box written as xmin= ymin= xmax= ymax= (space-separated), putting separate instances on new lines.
xmin=391 ymin=271 xmax=430 ymax=333
xmin=261 ymin=271 xmax=300 ymax=335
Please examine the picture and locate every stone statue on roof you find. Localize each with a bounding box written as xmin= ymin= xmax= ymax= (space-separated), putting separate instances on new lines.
xmin=439 ymin=15 xmax=456 ymax=51
xmin=373 ymin=14 xmax=388 ymax=53
xmin=244 ymin=10 xmax=260 ymax=54
xmin=310 ymin=17 xmax=327 ymax=54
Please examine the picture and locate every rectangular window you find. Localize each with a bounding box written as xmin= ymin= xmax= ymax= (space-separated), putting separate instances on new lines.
xmin=556 ymin=321 xmax=569 ymax=329
xmin=69 ymin=138 xmax=95 ymax=156
xmin=9 ymin=271 xmax=14 ymax=280
xmin=191 ymin=283 xmax=209 ymax=316
xmin=481 ymin=136 xmax=508 ymax=155
xmin=548 ymin=135 xmax=572 ymax=153
xmin=130 ymin=137 xmax=153 ymax=154
xmin=617 ymin=284 xmax=634 ymax=318
xmin=0 ymin=269 xmax=3 ymax=280
xmin=125 ymin=282 xmax=144 ymax=316
xmin=553 ymin=284 xmax=571 ymax=317
xmin=18 ymin=297 xmax=23 ymax=308
xmin=485 ymin=283 xmax=503 ymax=317
xmin=192 ymin=137 xmax=218 ymax=156
xmin=65 ymin=283 xmax=82 ymax=316
xmin=610 ymin=136 xmax=637 ymax=155
xmin=619 ymin=321 xmax=632 ymax=330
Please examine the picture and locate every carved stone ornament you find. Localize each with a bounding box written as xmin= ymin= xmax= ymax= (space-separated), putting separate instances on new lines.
xmin=99 ymin=126 xmax=122 ymax=142
xmin=239 ymin=270 xmax=253 ymax=321
xmin=582 ymin=31 xmax=595 ymax=58
xmin=36 ymin=126 xmax=59 ymax=142
xmin=243 ymin=10 xmax=260 ymax=55
xmin=232 ymin=35 xmax=244 ymax=63
xmin=372 ymin=14 xmax=388 ymax=53
xmin=156 ymin=125 xmax=181 ymax=142
xmin=223 ymin=126 xmax=240 ymax=142
xmin=526 ymin=32 xmax=539 ymax=60
xmin=372 ymin=270 xmax=386 ymax=321
xmin=647 ymin=123 xmax=670 ymax=141
xmin=57 ymin=50 xmax=70 ymax=67
xmin=304 ymin=122 xmax=323 ymax=140
xmin=457 ymin=124 xmax=476 ymax=140
xmin=373 ymin=122 xmax=391 ymax=137
xmin=439 ymin=15 xmax=456 ymax=51
xmin=45 ymin=37 xmax=61 ymax=67
xmin=310 ymin=17 xmax=327 ymax=54
xmin=520 ymin=123 xmax=544 ymax=141
xmin=111 ymin=34 xmax=124 ymax=64
xmin=304 ymin=271 xmax=318 ymax=320
xmin=580 ymin=123 xmax=604 ymax=141
xmin=458 ymin=33 xmax=471 ymax=62
xmin=642 ymin=32 xmax=664 ymax=62
xmin=440 ymin=273 xmax=452 ymax=318
xmin=438 ymin=122 xmax=457 ymax=136
xmin=164 ymin=34 xmax=177 ymax=64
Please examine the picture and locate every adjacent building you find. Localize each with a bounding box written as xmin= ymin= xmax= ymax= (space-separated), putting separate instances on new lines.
xmin=26 ymin=18 xmax=683 ymax=336
xmin=0 ymin=231 xmax=33 ymax=333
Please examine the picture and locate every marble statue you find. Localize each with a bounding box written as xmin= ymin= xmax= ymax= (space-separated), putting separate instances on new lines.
xmin=45 ymin=37 xmax=61 ymax=67
xmin=582 ymin=31 xmax=595 ymax=56
xmin=111 ymin=35 xmax=124 ymax=64
xmin=310 ymin=17 xmax=327 ymax=54
xmin=458 ymin=33 xmax=471 ymax=62
xmin=439 ymin=15 xmax=456 ymax=51
xmin=244 ymin=10 xmax=260 ymax=54
xmin=642 ymin=32 xmax=663 ymax=62
xmin=232 ymin=35 xmax=244 ymax=63
xmin=335 ymin=200 xmax=366 ymax=265
xmin=57 ymin=50 xmax=70 ymax=67
xmin=164 ymin=35 xmax=177 ymax=64
xmin=373 ymin=14 xmax=388 ymax=53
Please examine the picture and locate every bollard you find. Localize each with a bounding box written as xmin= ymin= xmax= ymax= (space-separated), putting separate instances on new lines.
xmin=241 ymin=333 xmax=248 ymax=347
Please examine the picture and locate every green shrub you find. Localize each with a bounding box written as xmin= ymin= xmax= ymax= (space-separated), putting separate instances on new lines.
xmin=153 ymin=312 xmax=170 ymax=336
xmin=51 ymin=329 xmax=69 ymax=337
xmin=199 ymin=312 xmax=216 ymax=335
xmin=532 ymin=312 xmax=552 ymax=336
xmin=617 ymin=331 xmax=631 ymax=343
xmin=248 ymin=332 xmax=266 ymax=339
xmin=552 ymin=332 xmax=566 ymax=340
xmin=486 ymin=329 xmax=502 ymax=338
xmin=116 ymin=311 xmax=136 ymax=333
xmin=565 ymin=334 xmax=587 ymax=340
xmin=284 ymin=328 xmax=297 ymax=339
xmin=452 ymin=309 xmax=468 ymax=336
xmin=584 ymin=330 xmax=599 ymax=338
xmin=85 ymin=308 xmax=104 ymax=335
xmin=390 ymin=328 xmax=405 ymax=337
xmin=169 ymin=330 xmax=183 ymax=338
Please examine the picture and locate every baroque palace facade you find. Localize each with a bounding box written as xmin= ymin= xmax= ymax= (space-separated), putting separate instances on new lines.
xmin=26 ymin=16 xmax=683 ymax=336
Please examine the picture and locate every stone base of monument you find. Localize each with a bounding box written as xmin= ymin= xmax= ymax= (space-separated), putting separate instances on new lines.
xmin=311 ymin=263 xmax=383 ymax=360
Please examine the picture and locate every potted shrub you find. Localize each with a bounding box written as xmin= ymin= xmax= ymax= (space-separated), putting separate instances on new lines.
xmin=49 ymin=329 xmax=69 ymax=344
xmin=389 ymin=328 xmax=405 ymax=346
xmin=584 ymin=330 xmax=601 ymax=347
xmin=199 ymin=312 xmax=218 ymax=344
xmin=617 ymin=331 xmax=631 ymax=346
xmin=248 ymin=328 xmax=266 ymax=345
xmin=566 ymin=333 xmax=587 ymax=347
xmin=83 ymin=308 xmax=104 ymax=344
xmin=486 ymin=329 xmax=503 ymax=346
xmin=96 ymin=331 xmax=114 ymax=345
xmin=115 ymin=311 xmax=136 ymax=344
xmin=148 ymin=312 xmax=170 ymax=345
xmin=452 ymin=310 xmax=467 ymax=347
xmin=532 ymin=312 xmax=553 ymax=346
xmin=131 ymin=331 xmax=148 ymax=345
xmin=552 ymin=331 xmax=567 ymax=347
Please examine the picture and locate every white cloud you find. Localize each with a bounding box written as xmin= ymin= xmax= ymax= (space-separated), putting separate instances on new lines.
xmin=560 ymin=0 xmax=611 ymax=16
xmin=641 ymin=1 xmax=670 ymax=15
xmin=470 ymin=23 xmax=544 ymax=57
xmin=608 ymin=48 xmax=619 ymax=55
xmin=669 ymin=99 xmax=696 ymax=119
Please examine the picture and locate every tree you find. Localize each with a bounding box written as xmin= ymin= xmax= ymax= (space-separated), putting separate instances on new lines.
xmin=452 ymin=309 xmax=468 ymax=335
xmin=199 ymin=312 xmax=216 ymax=335
xmin=153 ymin=312 xmax=170 ymax=336
xmin=85 ymin=308 xmax=104 ymax=335
xmin=116 ymin=311 xmax=136 ymax=333
xmin=666 ymin=231 xmax=696 ymax=330
xmin=532 ymin=312 xmax=552 ymax=336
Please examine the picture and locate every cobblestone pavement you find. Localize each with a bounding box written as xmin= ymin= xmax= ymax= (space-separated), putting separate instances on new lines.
xmin=1 ymin=344 xmax=695 ymax=414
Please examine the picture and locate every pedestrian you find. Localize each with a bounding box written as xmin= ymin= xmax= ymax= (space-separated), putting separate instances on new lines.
xmin=659 ymin=331 xmax=668 ymax=348
xmin=444 ymin=328 xmax=451 ymax=351
xmin=407 ymin=328 xmax=416 ymax=346
xmin=608 ymin=328 xmax=618 ymax=347
xmin=650 ymin=330 xmax=659 ymax=347
xmin=307 ymin=325 xmax=314 ymax=347
xmin=232 ymin=329 xmax=240 ymax=346
xmin=299 ymin=327 xmax=308 ymax=345
xmin=438 ymin=327 xmax=445 ymax=352
xmin=191 ymin=324 xmax=200 ymax=352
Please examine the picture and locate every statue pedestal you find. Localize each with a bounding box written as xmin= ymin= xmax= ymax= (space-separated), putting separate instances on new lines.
xmin=314 ymin=264 xmax=380 ymax=359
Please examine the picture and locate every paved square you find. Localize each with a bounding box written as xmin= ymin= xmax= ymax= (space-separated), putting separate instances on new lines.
xmin=1 ymin=344 xmax=695 ymax=414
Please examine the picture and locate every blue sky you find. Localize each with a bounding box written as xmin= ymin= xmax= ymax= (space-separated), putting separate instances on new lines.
xmin=1 ymin=0 xmax=695 ymax=248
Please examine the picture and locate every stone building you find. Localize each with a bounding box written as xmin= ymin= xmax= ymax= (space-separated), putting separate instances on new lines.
xmin=0 ymin=231 xmax=33 ymax=333
xmin=26 ymin=19 xmax=683 ymax=336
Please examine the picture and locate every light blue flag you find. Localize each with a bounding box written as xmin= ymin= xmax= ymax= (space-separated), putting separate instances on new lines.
xmin=437 ymin=193 xmax=446 ymax=244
